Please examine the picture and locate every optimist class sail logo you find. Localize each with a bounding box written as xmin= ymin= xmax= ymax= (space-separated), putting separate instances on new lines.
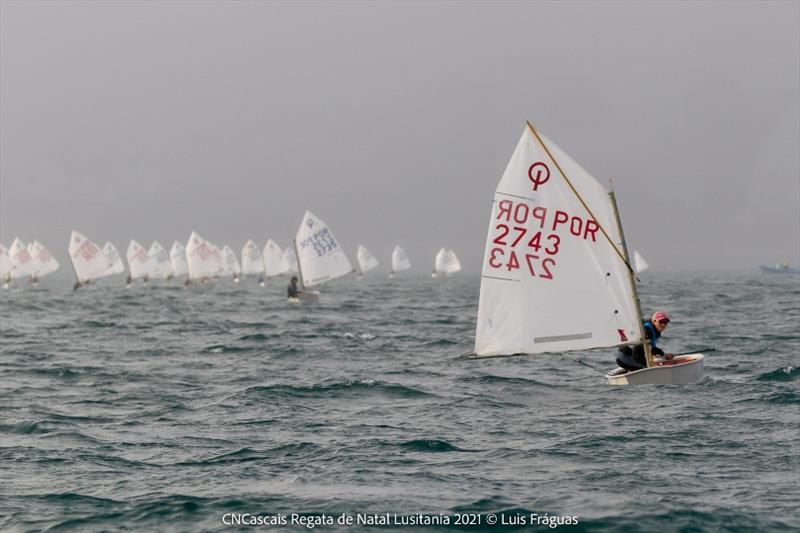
xmin=528 ymin=162 xmax=550 ymax=191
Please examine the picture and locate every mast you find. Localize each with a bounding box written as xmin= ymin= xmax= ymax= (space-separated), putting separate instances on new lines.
xmin=608 ymin=190 xmax=654 ymax=368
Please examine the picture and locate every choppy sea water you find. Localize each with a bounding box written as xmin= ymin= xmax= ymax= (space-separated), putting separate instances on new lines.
xmin=1 ymin=272 xmax=798 ymax=532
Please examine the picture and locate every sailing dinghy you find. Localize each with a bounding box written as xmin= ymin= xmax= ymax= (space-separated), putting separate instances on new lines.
xmin=263 ymin=239 xmax=290 ymax=280
xmin=633 ymin=250 xmax=649 ymax=274
xmin=356 ymin=245 xmax=379 ymax=276
xmin=293 ymin=210 xmax=354 ymax=302
xmin=433 ymin=248 xmax=461 ymax=277
xmin=126 ymin=240 xmax=153 ymax=285
xmin=473 ymin=122 xmax=704 ymax=385
xmin=241 ymin=240 xmax=264 ymax=282
xmin=147 ymin=241 xmax=172 ymax=280
xmin=390 ymin=245 xmax=411 ymax=278
xmin=28 ymin=241 xmax=60 ymax=282
xmin=221 ymin=245 xmax=242 ymax=281
xmin=8 ymin=239 xmax=36 ymax=283
xmin=69 ymin=231 xmax=113 ymax=289
xmin=185 ymin=231 xmax=222 ymax=284
xmin=0 ymin=244 xmax=10 ymax=286
xmin=101 ymin=242 xmax=125 ymax=278
xmin=169 ymin=241 xmax=189 ymax=279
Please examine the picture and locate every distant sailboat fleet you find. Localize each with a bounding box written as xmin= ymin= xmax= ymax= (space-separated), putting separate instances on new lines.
xmin=1 ymin=211 xmax=459 ymax=291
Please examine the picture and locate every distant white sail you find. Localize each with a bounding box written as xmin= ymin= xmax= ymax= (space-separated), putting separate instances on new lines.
xmin=263 ymin=239 xmax=289 ymax=278
xmin=433 ymin=248 xmax=460 ymax=276
xmin=210 ymin=244 xmax=224 ymax=276
xmin=241 ymin=240 xmax=264 ymax=276
xmin=185 ymin=231 xmax=222 ymax=280
xmin=127 ymin=240 xmax=153 ymax=281
xmin=633 ymin=250 xmax=649 ymax=274
xmin=169 ymin=241 xmax=188 ymax=277
xmin=391 ymin=245 xmax=411 ymax=273
xmin=8 ymin=238 xmax=36 ymax=279
xmin=474 ymin=124 xmax=640 ymax=357
xmin=0 ymin=244 xmax=11 ymax=281
xmin=28 ymin=241 xmax=60 ymax=277
xmin=147 ymin=241 xmax=172 ymax=279
xmin=294 ymin=210 xmax=353 ymax=287
xmin=101 ymin=242 xmax=125 ymax=276
xmin=446 ymin=250 xmax=462 ymax=274
xmin=434 ymin=248 xmax=446 ymax=274
xmin=69 ymin=231 xmax=112 ymax=284
xmin=221 ymin=245 xmax=241 ymax=277
xmin=356 ymin=245 xmax=379 ymax=274
xmin=283 ymin=245 xmax=298 ymax=273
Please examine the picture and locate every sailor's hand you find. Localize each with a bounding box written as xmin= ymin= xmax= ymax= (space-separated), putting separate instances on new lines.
xmin=664 ymin=353 xmax=675 ymax=360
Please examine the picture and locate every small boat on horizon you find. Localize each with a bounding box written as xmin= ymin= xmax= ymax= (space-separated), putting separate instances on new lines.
xmin=760 ymin=262 xmax=800 ymax=274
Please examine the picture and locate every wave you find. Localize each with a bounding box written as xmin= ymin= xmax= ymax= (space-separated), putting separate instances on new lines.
xmin=464 ymin=374 xmax=555 ymax=388
xmin=571 ymin=508 xmax=797 ymax=532
xmin=761 ymin=390 xmax=800 ymax=405
xmin=177 ymin=443 xmax=320 ymax=466
xmin=201 ymin=344 xmax=254 ymax=354
xmin=238 ymin=333 xmax=278 ymax=341
xmin=757 ymin=366 xmax=797 ymax=382
xmin=80 ymin=320 xmax=118 ymax=328
xmin=234 ymin=380 xmax=437 ymax=401
xmin=399 ymin=439 xmax=476 ymax=453
xmin=3 ymin=420 xmax=50 ymax=434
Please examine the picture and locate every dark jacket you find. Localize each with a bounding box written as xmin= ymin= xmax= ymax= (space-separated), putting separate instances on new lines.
xmin=287 ymin=280 xmax=300 ymax=298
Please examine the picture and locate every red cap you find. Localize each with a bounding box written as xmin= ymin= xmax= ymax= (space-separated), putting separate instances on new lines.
xmin=652 ymin=311 xmax=671 ymax=323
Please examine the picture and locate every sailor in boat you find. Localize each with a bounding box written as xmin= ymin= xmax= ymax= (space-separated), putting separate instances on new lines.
xmin=287 ymin=275 xmax=302 ymax=299
xmin=615 ymin=311 xmax=675 ymax=372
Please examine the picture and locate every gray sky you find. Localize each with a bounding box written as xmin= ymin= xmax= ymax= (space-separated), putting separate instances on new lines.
xmin=2 ymin=0 xmax=798 ymax=273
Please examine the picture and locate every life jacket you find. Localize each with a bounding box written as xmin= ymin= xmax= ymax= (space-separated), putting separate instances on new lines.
xmin=643 ymin=320 xmax=661 ymax=348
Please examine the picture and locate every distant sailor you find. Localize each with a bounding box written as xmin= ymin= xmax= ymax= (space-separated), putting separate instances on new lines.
xmin=287 ymin=275 xmax=302 ymax=299
xmin=615 ymin=311 xmax=675 ymax=371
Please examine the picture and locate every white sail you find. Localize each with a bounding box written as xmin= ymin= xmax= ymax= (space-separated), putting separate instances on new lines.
xmin=633 ymin=250 xmax=649 ymax=274
xmin=294 ymin=210 xmax=353 ymax=287
xmin=69 ymin=231 xmax=112 ymax=284
xmin=221 ymin=245 xmax=241 ymax=277
xmin=185 ymin=231 xmax=222 ymax=280
xmin=209 ymin=244 xmax=224 ymax=276
xmin=391 ymin=245 xmax=411 ymax=273
xmin=474 ymin=124 xmax=640 ymax=357
xmin=127 ymin=240 xmax=153 ymax=281
xmin=283 ymin=245 xmax=298 ymax=273
xmin=432 ymin=248 xmax=461 ymax=276
xmin=445 ymin=249 xmax=462 ymax=274
xmin=8 ymin=239 xmax=36 ymax=279
xmin=241 ymin=240 xmax=264 ymax=276
xmin=263 ymin=239 xmax=288 ymax=278
xmin=169 ymin=241 xmax=188 ymax=277
xmin=146 ymin=241 xmax=172 ymax=279
xmin=28 ymin=241 xmax=60 ymax=277
xmin=0 ymin=244 xmax=10 ymax=281
xmin=101 ymin=242 xmax=125 ymax=276
xmin=356 ymin=245 xmax=379 ymax=274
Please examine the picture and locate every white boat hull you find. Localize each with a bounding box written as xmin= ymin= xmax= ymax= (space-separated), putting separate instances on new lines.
xmin=605 ymin=354 xmax=705 ymax=385
xmin=287 ymin=291 xmax=320 ymax=304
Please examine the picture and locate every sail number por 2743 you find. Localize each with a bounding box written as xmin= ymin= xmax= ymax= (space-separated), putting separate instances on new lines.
xmin=488 ymin=224 xmax=559 ymax=279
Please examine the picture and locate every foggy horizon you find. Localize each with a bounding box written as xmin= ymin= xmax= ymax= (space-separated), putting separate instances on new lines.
xmin=2 ymin=1 xmax=798 ymax=275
